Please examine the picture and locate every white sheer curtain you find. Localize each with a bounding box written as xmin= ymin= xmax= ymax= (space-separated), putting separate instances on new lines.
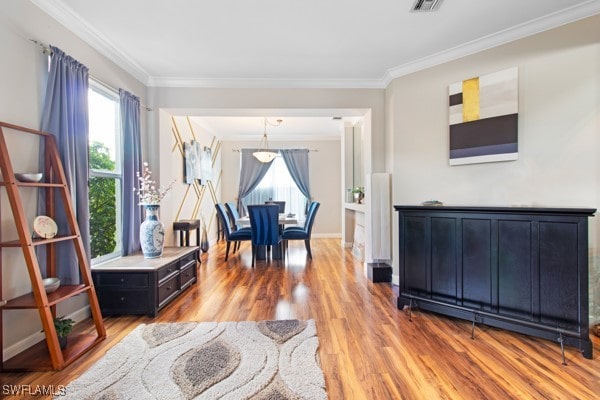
xmin=242 ymin=157 xmax=308 ymax=220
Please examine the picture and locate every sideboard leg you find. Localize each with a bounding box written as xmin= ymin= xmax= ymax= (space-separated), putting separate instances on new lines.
xmin=408 ymin=299 xmax=415 ymax=322
xmin=471 ymin=316 xmax=477 ymax=340
xmin=558 ymin=333 xmax=567 ymax=366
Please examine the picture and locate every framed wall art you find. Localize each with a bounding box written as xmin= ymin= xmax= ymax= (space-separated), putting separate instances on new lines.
xmin=448 ymin=67 xmax=518 ymax=166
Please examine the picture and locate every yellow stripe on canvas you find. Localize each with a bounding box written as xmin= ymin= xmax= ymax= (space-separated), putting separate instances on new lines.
xmin=462 ymin=77 xmax=480 ymax=122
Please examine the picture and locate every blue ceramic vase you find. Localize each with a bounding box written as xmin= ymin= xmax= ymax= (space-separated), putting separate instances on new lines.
xmin=140 ymin=204 xmax=165 ymax=258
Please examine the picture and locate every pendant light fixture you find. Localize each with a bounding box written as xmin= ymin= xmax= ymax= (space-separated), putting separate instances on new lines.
xmin=253 ymin=117 xmax=282 ymax=163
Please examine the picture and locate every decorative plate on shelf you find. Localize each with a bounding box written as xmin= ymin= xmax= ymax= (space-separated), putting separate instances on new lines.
xmin=33 ymin=215 xmax=58 ymax=239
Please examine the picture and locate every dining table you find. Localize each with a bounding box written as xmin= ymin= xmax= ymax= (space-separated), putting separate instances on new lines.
xmin=235 ymin=213 xmax=299 ymax=227
xmin=235 ymin=213 xmax=299 ymax=260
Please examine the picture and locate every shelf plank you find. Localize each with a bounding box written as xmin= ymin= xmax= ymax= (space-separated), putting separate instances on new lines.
xmin=0 ymin=182 xmax=64 ymax=188
xmin=2 ymin=285 xmax=89 ymax=309
xmin=1 ymin=333 xmax=104 ymax=372
xmin=0 ymin=234 xmax=79 ymax=247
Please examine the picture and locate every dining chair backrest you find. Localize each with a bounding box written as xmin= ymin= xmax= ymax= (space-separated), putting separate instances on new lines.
xmin=247 ymin=204 xmax=281 ymax=246
xmin=225 ymin=202 xmax=241 ymax=229
xmin=304 ymin=201 xmax=320 ymax=234
xmin=215 ymin=203 xmax=234 ymax=239
xmin=265 ymin=200 xmax=286 ymax=214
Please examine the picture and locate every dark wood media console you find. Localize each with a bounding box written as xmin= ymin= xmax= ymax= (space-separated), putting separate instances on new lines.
xmin=92 ymin=247 xmax=199 ymax=317
xmin=394 ymin=205 xmax=596 ymax=359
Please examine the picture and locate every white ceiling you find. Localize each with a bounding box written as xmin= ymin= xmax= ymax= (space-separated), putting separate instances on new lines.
xmin=32 ymin=0 xmax=600 ymax=88
xmin=28 ymin=0 xmax=600 ymax=140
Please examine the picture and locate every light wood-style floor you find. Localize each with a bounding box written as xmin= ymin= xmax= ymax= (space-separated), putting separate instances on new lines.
xmin=2 ymin=238 xmax=600 ymax=399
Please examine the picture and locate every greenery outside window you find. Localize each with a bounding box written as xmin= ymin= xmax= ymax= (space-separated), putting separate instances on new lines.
xmin=88 ymin=81 xmax=123 ymax=263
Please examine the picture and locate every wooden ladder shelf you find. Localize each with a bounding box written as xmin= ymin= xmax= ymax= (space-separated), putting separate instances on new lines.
xmin=0 ymin=121 xmax=106 ymax=371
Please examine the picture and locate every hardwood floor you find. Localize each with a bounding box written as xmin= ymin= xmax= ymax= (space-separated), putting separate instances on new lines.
xmin=2 ymin=238 xmax=599 ymax=399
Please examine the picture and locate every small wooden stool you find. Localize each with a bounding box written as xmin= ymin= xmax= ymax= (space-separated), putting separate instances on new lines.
xmin=173 ymin=219 xmax=200 ymax=247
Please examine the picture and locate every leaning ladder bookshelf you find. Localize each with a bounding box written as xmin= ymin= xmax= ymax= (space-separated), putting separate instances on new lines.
xmin=0 ymin=121 xmax=106 ymax=371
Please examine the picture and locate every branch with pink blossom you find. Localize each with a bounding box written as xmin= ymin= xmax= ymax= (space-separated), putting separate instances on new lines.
xmin=133 ymin=162 xmax=176 ymax=205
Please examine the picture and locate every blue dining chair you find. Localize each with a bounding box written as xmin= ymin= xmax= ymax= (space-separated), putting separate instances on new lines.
xmin=282 ymin=201 xmax=320 ymax=259
xmin=225 ymin=201 xmax=244 ymax=251
xmin=247 ymin=204 xmax=282 ymax=267
xmin=215 ymin=203 xmax=252 ymax=261
xmin=225 ymin=202 xmax=243 ymax=230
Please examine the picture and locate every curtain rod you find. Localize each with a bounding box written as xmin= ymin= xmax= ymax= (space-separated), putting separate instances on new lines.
xmin=30 ymin=39 xmax=152 ymax=112
xmin=30 ymin=39 xmax=51 ymax=55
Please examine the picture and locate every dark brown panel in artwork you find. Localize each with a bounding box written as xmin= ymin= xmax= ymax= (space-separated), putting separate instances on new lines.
xmin=450 ymin=114 xmax=518 ymax=150
xmin=449 ymin=93 xmax=463 ymax=106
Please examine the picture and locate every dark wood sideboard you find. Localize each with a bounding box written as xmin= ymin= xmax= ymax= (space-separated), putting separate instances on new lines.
xmin=92 ymin=247 xmax=199 ymax=317
xmin=394 ymin=205 xmax=596 ymax=359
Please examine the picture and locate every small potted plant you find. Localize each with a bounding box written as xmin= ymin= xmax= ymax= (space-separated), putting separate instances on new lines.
xmin=54 ymin=316 xmax=75 ymax=349
xmin=351 ymin=187 xmax=365 ymax=204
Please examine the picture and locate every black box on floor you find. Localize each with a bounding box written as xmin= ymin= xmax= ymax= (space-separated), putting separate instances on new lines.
xmin=367 ymin=263 xmax=392 ymax=283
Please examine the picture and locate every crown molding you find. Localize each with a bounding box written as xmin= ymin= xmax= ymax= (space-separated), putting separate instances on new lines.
xmin=146 ymin=76 xmax=386 ymax=89
xmin=32 ymin=0 xmax=600 ymax=89
xmin=382 ymin=0 xmax=600 ymax=86
xmin=30 ymin=0 xmax=150 ymax=85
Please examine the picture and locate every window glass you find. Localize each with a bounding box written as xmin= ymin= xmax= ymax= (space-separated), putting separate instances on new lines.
xmin=243 ymin=157 xmax=307 ymax=219
xmin=89 ymin=88 xmax=120 ymax=172
xmin=88 ymin=82 xmax=122 ymax=263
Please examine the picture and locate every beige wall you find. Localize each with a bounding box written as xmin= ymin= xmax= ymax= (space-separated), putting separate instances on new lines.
xmin=386 ymin=15 xmax=600 ymax=321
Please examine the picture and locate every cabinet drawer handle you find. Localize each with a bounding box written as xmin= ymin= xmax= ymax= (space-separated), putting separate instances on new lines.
xmin=120 ymin=278 xmax=125 ymax=283
xmin=120 ymin=297 xmax=125 ymax=302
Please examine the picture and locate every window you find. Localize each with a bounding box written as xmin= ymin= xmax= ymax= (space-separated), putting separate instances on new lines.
xmin=88 ymin=81 xmax=122 ymax=263
xmin=243 ymin=157 xmax=307 ymax=218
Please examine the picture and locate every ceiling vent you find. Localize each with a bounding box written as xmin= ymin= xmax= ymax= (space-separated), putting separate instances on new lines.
xmin=411 ymin=0 xmax=444 ymax=12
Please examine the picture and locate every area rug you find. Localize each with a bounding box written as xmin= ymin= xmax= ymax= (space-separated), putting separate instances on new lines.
xmin=58 ymin=320 xmax=327 ymax=400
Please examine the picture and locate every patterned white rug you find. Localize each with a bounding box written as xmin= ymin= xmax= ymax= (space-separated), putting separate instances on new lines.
xmin=59 ymin=320 xmax=327 ymax=399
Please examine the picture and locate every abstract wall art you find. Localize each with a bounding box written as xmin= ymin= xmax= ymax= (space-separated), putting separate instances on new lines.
xmin=199 ymin=146 xmax=213 ymax=182
xmin=448 ymin=67 xmax=518 ymax=166
xmin=184 ymin=140 xmax=213 ymax=184
xmin=183 ymin=141 xmax=197 ymax=184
